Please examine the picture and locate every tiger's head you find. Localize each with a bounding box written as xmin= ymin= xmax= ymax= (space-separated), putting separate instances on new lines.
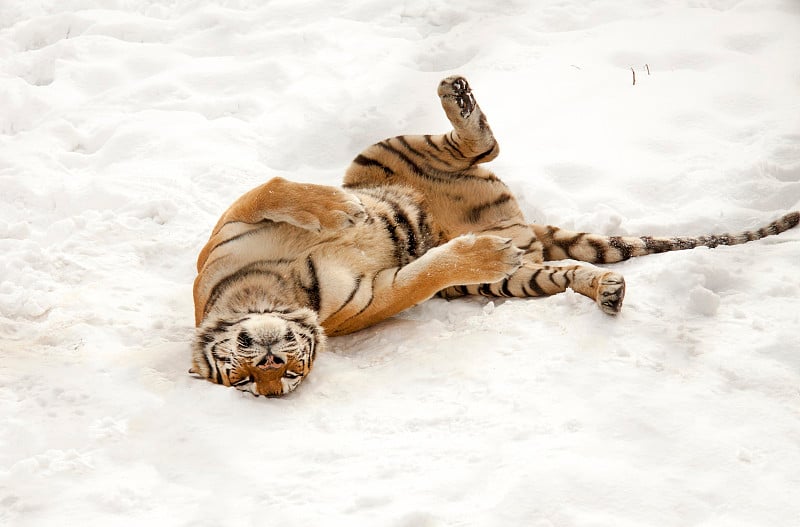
xmin=191 ymin=308 xmax=324 ymax=396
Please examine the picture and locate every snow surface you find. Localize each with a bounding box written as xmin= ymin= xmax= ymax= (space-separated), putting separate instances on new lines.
xmin=2 ymin=1 xmax=800 ymax=525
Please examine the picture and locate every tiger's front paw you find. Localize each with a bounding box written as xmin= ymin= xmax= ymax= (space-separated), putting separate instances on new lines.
xmin=318 ymin=188 xmax=367 ymax=231
xmin=438 ymin=76 xmax=477 ymax=118
xmin=287 ymin=186 xmax=367 ymax=232
xmin=450 ymin=234 xmax=524 ymax=283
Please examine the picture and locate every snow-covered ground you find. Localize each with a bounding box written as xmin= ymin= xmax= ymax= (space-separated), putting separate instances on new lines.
xmin=2 ymin=1 xmax=799 ymax=525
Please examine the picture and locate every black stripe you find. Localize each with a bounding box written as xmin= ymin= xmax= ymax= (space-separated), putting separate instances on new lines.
xmin=206 ymin=347 xmax=223 ymax=385
xmin=424 ymin=134 xmax=442 ymax=152
xmin=329 ymin=275 xmax=364 ymax=318
xmin=364 ymin=140 xmax=494 ymax=184
xmin=465 ymin=193 xmax=512 ymax=223
xmin=353 ymin=154 xmax=395 ymax=177
xmin=392 ymin=207 xmax=418 ymax=257
xmin=541 ymin=226 xmax=557 ymax=260
xmin=300 ymin=256 xmax=321 ymax=312
xmin=478 ymin=283 xmax=493 ymax=296
xmin=387 ymin=138 xmax=489 ymax=184
xmin=342 ymin=276 xmax=376 ymax=323
xmin=199 ymin=329 xmax=216 ymax=345
xmin=520 ymin=282 xmax=533 ymax=297
xmin=641 ymin=236 xmax=672 ymax=253
xmin=232 ymin=376 xmax=252 ymax=387
xmin=518 ymin=240 xmax=535 ymax=251
xmin=469 ymin=143 xmax=497 ymax=166
xmin=563 ymin=269 xmax=574 ymax=289
xmin=784 ymin=211 xmax=800 ymax=230
xmin=402 ymin=136 xmax=455 ymax=170
xmin=291 ymin=315 xmax=318 ymax=333
xmin=309 ymin=338 xmax=316 ymax=362
xmin=378 ymin=193 xmax=421 ymax=259
xmin=205 ymin=224 xmax=276 ymax=260
xmin=483 ymin=222 xmax=528 ymax=233
xmin=377 ymin=213 xmax=403 ymax=265
xmin=673 ymin=237 xmax=699 ymax=250
xmin=210 ymin=338 xmax=231 ymax=358
xmin=453 ymin=168 xmax=499 ymax=183
xmin=397 ymin=136 xmax=427 ymax=159
xmin=500 ymin=279 xmax=514 ymax=297
xmin=292 ymin=333 xmax=314 ymax=360
xmin=528 ymin=270 xmax=546 ymax=296
xmin=551 ymin=232 xmax=584 ymax=260
xmin=767 ymin=221 xmax=780 ymax=234
xmin=378 ymin=140 xmax=426 ymax=177
xmin=588 ymin=239 xmax=607 ymax=262
xmin=608 ymin=236 xmax=633 ymax=261
xmin=443 ymin=134 xmax=467 ymax=159
xmin=415 ymin=209 xmax=433 ymax=250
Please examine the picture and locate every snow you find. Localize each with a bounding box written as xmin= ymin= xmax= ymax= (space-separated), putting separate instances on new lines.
xmin=1 ymin=0 xmax=799 ymax=525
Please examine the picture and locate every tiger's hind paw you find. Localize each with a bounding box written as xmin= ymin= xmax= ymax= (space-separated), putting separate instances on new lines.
xmin=597 ymin=273 xmax=625 ymax=315
xmin=438 ymin=76 xmax=476 ymax=118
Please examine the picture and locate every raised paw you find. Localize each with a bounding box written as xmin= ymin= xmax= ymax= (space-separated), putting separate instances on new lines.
xmin=596 ymin=272 xmax=625 ymax=315
xmin=438 ymin=75 xmax=477 ymax=118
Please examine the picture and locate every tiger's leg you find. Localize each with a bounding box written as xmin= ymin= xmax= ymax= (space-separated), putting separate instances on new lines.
xmin=197 ymin=177 xmax=366 ymax=272
xmin=344 ymin=76 xmax=499 ymax=185
xmin=439 ymin=259 xmax=626 ymax=315
xmin=210 ymin=177 xmax=365 ymax=235
xmin=324 ymin=234 xmax=524 ymax=336
xmin=432 ymin=75 xmax=499 ymax=163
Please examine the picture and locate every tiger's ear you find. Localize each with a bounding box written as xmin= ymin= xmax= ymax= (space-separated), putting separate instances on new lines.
xmin=188 ymin=367 xmax=200 ymax=376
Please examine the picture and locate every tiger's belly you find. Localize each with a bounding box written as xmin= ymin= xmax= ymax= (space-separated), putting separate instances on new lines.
xmin=304 ymin=224 xmax=400 ymax=325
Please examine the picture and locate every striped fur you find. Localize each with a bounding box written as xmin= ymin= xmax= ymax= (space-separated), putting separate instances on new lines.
xmin=531 ymin=215 xmax=800 ymax=263
xmin=192 ymin=75 xmax=799 ymax=396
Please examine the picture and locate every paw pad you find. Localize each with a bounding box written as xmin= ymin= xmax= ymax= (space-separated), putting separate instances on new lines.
xmin=598 ymin=275 xmax=625 ymax=315
xmin=440 ymin=76 xmax=477 ymax=118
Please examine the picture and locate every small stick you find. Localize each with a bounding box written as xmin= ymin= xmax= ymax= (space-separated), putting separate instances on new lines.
xmin=645 ymin=64 xmax=650 ymax=75
xmin=631 ymin=67 xmax=636 ymax=85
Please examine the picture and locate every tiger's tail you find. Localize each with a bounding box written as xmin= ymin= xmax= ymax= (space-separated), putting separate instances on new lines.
xmin=532 ymin=211 xmax=800 ymax=264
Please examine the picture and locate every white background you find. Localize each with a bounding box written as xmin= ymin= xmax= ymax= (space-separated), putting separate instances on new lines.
xmin=1 ymin=1 xmax=799 ymax=525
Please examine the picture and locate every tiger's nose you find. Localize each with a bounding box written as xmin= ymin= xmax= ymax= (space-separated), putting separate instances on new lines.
xmin=254 ymin=352 xmax=285 ymax=369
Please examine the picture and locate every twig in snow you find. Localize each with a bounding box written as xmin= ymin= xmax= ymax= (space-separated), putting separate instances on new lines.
xmin=645 ymin=63 xmax=650 ymax=75
xmin=631 ymin=67 xmax=636 ymax=86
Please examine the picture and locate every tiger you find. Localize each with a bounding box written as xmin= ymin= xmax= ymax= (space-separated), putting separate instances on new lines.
xmin=191 ymin=75 xmax=799 ymax=397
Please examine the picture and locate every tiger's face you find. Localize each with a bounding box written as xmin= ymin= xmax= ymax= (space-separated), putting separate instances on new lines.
xmin=191 ymin=308 xmax=324 ymax=396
